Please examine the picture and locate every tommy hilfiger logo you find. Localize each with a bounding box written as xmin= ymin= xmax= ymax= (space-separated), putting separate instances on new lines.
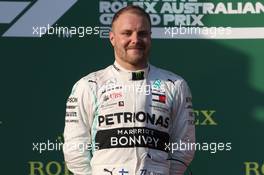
xmin=152 ymin=93 xmax=166 ymax=104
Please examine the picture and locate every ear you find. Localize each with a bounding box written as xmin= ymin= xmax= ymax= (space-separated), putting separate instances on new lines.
xmin=109 ymin=31 xmax=115 ymax=47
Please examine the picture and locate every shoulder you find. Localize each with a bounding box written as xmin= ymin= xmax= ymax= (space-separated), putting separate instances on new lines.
xmin=82 ymin=65 xmax=112 ymax=83
xmin=150 ymin=65 xmax=192 ymax=99
xmin=71 ymin=65 xmax=113 ymax=93
xmin=150 ymin=64 xmax=187 ymax=85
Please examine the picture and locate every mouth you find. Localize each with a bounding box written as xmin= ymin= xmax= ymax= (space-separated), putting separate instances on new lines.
xmin=127 ymin=47 xmax=144 ymax=51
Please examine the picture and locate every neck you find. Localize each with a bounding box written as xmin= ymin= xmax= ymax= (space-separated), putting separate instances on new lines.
xmin=115 ymin=59 xmax=147 ymax=71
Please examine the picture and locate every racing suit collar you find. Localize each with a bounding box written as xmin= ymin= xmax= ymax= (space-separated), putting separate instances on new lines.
xmin=113 ymin=61 xmax=150 ymax=81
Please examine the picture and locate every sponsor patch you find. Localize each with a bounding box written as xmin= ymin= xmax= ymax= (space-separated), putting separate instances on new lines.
xmin=152 ymin=93 xmax=166 ymax=104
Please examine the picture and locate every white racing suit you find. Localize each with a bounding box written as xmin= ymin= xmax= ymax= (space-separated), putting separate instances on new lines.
xmin=63 ymin=62 xmax=195 ymax=175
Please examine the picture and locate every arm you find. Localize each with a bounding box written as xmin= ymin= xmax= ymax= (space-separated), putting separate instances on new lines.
xmin=169 ymin=80 xmax=195 ymax=175
xmin=63 ymin=79 xmax=95 ymax=175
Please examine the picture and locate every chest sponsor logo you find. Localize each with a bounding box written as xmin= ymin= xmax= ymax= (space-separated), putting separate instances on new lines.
xmin=95 ymin=127 xmax=170 ymax=152
xmin=103 ymin=92 xmax=123 ymax=102
xmin=67 ymin=97 xmax=77 ymax=103
xmin=98 ymin=111 xmax=169 ymax=129
xmin=118 ymin=101 xmax=124 ymax=106
xmin=152 ymin=79 xmax=165 ymax=93
xmin=101 ymin=102 xmax=118 ymax=109
xmin=152 ymin=93 xmax=166 ymax=104
xmin=150 ymin=105 xmax=169 ymax=114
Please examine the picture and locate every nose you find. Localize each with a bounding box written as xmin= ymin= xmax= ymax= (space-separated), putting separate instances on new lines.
xmin=131 ymin=32 xmax=140 ymax=44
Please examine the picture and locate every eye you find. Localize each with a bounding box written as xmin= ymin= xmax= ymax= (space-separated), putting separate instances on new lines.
xmin=138 ymin=31 xmax=150 ymax=37
xmin=121 ymin=31 xmax=131 ymax=36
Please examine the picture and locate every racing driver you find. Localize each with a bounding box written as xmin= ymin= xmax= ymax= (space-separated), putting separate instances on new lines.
xmin=63 ymin=5 xmax=195 ymax=175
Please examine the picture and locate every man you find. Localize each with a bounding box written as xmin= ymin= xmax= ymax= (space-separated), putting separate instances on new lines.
xmin=63 ymin=5 xmax=195 ymax=175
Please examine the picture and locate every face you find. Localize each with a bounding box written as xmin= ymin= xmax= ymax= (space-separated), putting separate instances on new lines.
xmin=109 ymin=12 xmax=151 ymax=69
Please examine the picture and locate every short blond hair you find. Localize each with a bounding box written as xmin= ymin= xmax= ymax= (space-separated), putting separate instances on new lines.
xmin=111 ymin=5 xmax=151 ymax=29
